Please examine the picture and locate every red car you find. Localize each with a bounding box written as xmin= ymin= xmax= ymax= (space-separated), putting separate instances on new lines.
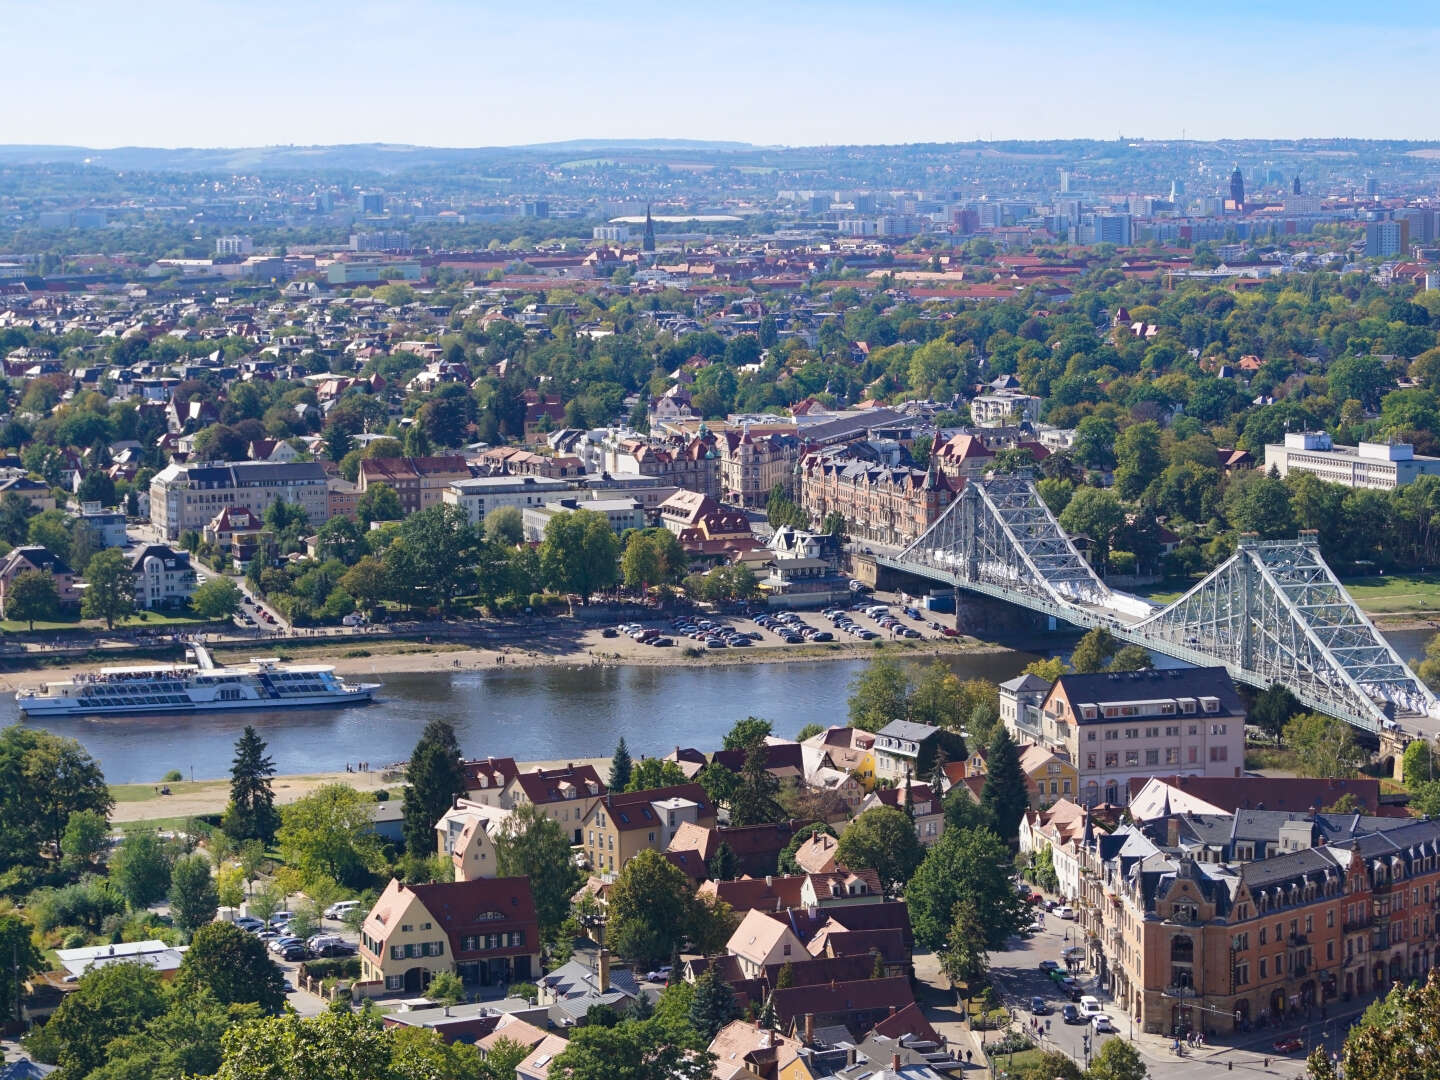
xmin=1272 ymin=1037 xmax=1303 ymax=1054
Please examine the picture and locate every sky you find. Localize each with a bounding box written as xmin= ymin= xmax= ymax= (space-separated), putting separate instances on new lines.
xmin=4 ymin=0 xmax=1439 ymax=149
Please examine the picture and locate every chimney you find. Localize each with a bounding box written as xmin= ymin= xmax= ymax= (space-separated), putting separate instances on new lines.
xmin=892 ymin=1053 xmax=901 ymax=1073
xmin=804 ymin=1012 xmax=815 ymax=1046
xmin=889 ymin=1004 xmax=897 ymax=1016
xmin=598 ymin=948 xmax=610 ymax=993
xmin=1167 ymin=817 xmax=1180 ymax=848
xmin=766 ymin=875 xmax=773 ymax=889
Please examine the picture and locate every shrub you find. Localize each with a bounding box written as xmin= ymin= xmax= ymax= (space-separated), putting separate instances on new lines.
xmin=162 ymin=770 xmax=184 ymax=782
xmin=304 ymin=956 xmax=361 ymax=981
xmin=373 ymin=790 xmax=389 ymax=802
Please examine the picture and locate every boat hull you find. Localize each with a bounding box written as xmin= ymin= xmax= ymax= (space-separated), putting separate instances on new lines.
xmin=18 ymin=688 xmax=377 ymax=719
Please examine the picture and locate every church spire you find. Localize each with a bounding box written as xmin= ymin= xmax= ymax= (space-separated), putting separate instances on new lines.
xmin=641 ymin=204 xmax=656 ymax=254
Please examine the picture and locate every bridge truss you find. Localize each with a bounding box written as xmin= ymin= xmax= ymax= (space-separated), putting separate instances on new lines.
xmin=884 ymin=477 xmax=1440 ymax=734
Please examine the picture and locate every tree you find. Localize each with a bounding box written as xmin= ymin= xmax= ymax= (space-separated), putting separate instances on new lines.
xmin=848 ymin=657 xmax=911 ymax=732
xmin=1249 ymin=683 xmax=1301 ymax=743
xmin=1059 ymin=487 xmax=1126 ymax=572
xmin=939 ymin=899 xmax=990 ymax=988
xmin=540 ymin=509 xmax=621 ymax=602
xmin=426 ymin=970 xmax=466 ymax=1006
xmin=170 ymin=853 xmax=220 ymax=934
xmin=226 ymin=726 xmax=279 ymax=844
xmin=403 ymin=719 xmax=468 ymax=854
xmin=688 ymin=966 xmax=738 ymax=1039
xmin=607 ymin=850 xmax=696 ymax=968
xmin=729 ymin=735 xmax=783 ymax=827
xmin=110 ymin=828 xmax=173 ymax=909
xmin=0 ymin=912 xmax=43 ymax=1025
xmin=6 ymin=567 xmax=59 ymax=630
xmin=1070 ymin=627 xmax=1119 ymax=673
xmin=979 ymin=726 xmax=1029 ymax=843
xmin=1022 ymin=657 xmax=1068 ymax=682
xmin=722 ymin=716 xmax=772 ymax=751
xmin=484 ymin=505 xmax=524 ymax=545
xmin=60 ymin=808 xmax=109 ymax=869
xmin=341 ymin=556 xmax=390 ymax=610
xmin=178 ymin=921 xmax=287 ymax=1013
xmin=706 ymin=841 xmax=739 ymax=881
xmin=1106 ymin=644 xmax=1153 ymax=672
xmin=620 ymin=530 xmax=662 ymax=591
xmin=908 ymin=660 xmax=966 ymax=729
xmin=494 ymin=803 xmax=583 ymax=939
xmin=81 ymin=548 xmax=137 ymax=629
xmin=1283 ymin=712 xmax=1365 ymax=778
xmin=625 ymin=758 xmax=687 ymax=792
xmin=389 ymin=505 xmax=480 ymax=613
xmin=1403 ymin=738 xmax=1440 ymax=787
xmin=1308 ymin=967 xmax=1440 ymax=1080
xmin=192 ymin=576 xmax=243 ymax=619
xmin=548 ymin=1017 xmax=713 ymax=1080
xmin=609 ymin=738 xmax=633 ymax=791
xmin=0 ymin=726 xmax=112 ymax=867
xmin=480 ymin=1036 xmax=531 ymax=1080
xmin=1113 ymin=421 xmax=1164 ymax=501
xmin=276 ymin=783 xmax=383 ymax=888
xmin=906 ymin=826 xmax=1030 ymax=950
xmin=356 ymin=482 xmax=403 ymax=523
xmin=29 ymin=961 xmax=167 ymax=1078
xmin=1085 ymin=1037 xmax=1147 ymax=1080
xmin=835 ymin=807 xmax=924 ymax=898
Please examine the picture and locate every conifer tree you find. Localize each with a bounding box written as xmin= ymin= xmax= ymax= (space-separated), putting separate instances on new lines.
xmin=979 ymin=726 xmax=1029 ymax=843
xmin=226 ymin=726 xmax=279 ymax=843
xmin=402 ymin=720 xmax=467 ymax=854
xmin=609 ymin=738 xmax=633 ymax=792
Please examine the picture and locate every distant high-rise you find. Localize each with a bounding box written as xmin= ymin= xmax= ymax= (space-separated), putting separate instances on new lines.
xmin=1229 ymin=166 xmax=1245 ymax=210
xmin=1169 ymin=179 xmax=1186 ymax=201
xmin=1058 ymin=168 xmax=1071 ymax=193
xmin=641 ymin=205 xmax=656 ymax=253
xmin=1365 ymin=177 xmax=1380 ymax=196
xmin=1293 ymin=174 xmax=1302 ymax=196
xmin=521 ymin=200 xmax=549 ymax=219
xmin=358 ymin=191 xmax=384 ymax=215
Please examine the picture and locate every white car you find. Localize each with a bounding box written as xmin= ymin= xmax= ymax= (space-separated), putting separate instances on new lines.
xmin=1079 ymin=995 xmax=1102 ymax=1016
xmin=324 ymin=900 xmax=360 ymax=919
xmin=1092 ymin=1015 xmax=1115 ymax=1033
xmin=1055 ymin=905 xmax=1075 ymax=920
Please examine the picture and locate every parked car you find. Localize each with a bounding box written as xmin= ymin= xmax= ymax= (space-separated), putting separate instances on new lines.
xmin=269 ymin=936 xmax=303 ymax=955
xmin=268 ymin=911 xmax=295 ymax=928
xmin=1038 ymin=960 xmax=1060 ymax=972
xmin=233 ymin=916 xmax=264 ymax=931
xmin=1029 ymin=997 xmax=1050 ymax=1015
xmin=1062 ymin=1004 xmax=1083 ymax=1024
xmin=317 ymin=941 xmax=357 ymax=958
xmin=279 ymin=944 xmax=310 ymax=962
xmin=1055 ymin=905 xmax=1075 ymax=919
xmin=645 ymin=965 xmax=672 ymax=982
xmin=324 ymin=900 xmax=360 ymax=920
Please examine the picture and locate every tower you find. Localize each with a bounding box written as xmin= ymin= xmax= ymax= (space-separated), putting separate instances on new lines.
xmin=1293 ymin=173 xmax=1302 ymax=196
xmin=1229 ymin=165 xmax=1245 ymax=211
xmin=641 ymin=204 xmax=656 ymax=254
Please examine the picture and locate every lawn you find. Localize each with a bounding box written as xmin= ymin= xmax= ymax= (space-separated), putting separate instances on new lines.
xmin=0 ymin=609 xmax=216 ymax=634
xmin=1339 ymin=574 xmax=1440 ymax=615
xmin=111 ymin=779 xmax=229 ymax=803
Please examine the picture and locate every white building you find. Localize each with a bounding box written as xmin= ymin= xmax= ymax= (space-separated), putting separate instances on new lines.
xmin=1263 ymin=432 xmax=1440 ymax=491
xmin=128 ymin=544 xmax=197 ymax=609
xmin=592 ymin=225 xmax=630 ymax=243
xmin=444 ymin=476 xmax=579 ymax=527
xmin=150 ymin=461 xmax=331 ymax=541
xmin=215 ymin=235 xmax=254 ymax=256
xmin=521 ymin=498 xmax=644 ymax=541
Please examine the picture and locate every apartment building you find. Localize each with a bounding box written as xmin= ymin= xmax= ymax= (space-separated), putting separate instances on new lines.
xmin=718 ymin=429 xmax=802 ymax=508
xmin=150 ymin=461 xmax=330 ymax=540
xmin=579 ymin=783 xmax=715 ymax=877
xmin=795 ymin=453 xmax=955 ymax=548
xmin=1007 ymin=667 xmax=1245 ymax=806
xmin=435 ymin=799 xmax=513 ymax=882
xmin=358 ymin=456 xmax=471 ymax=515
xmin=128 ymin=543 xmax=197 ymax=609
xmin=443 ymin=475 xmax=578 ymax=527
xmin=1263 ymin=432 xmax=1440 ymax=491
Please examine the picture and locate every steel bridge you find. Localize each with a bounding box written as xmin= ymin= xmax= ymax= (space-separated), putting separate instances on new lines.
xmin=877 ymin=475 xmax=1440 ymax=737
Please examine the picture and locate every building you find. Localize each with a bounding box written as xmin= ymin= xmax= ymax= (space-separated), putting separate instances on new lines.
xmin=796 ymin=454 xmax=954 ymax=549
xmin=351 ymin=231 xmax=411 ymax=252
xmin=358 ymin=456 xmax=471 ymax=515
xmin=75 ymin=502 xmax=128 ymax=548
xmin=504 ymin=764 xmax=605 ymax=845
xmin=444 ymin=476 xmax=578 ymax=527
xmin=55 ymin=940 xmax=187 ymax=981
xmin=579 ymin=783 xmax=715 ymax=878
xmin=0 ymin=546 xmax=81 ymax=617
xmin=128 ymin=544 xmax=197 ymax=610
xmin=1229 ymin=166 xmax=1246 ymax=211
xmin=150 ymin=461 xmax=330 ymax=541
xmin=0 ymin=475 xmax=56 ymax=512
xmin=359 ymin=877 xmax=540 ymax=993
xmin=436 ymin=799 xmax=513 ymax=882
xmin=717 ymin=429 xmax=802 ymax=508
xmin=1264 ymin=432 xmax=1440 ymax=490
xmin=592 ymin=225 xmax=630 ymax=243
xmin=522 ymin=498 xmax=644 ymax=542
xmin=999 ymin=673 xmax=1053 ymax=739
xmin=1012 ymin=667 xmax=1246 ymax=807
xmin=871 ymin=721 xmax=965 ymax=785
xmin=1365 ymin=219 xmax=1410 ymax=258
xmin=727 ymin=909 xmax=809 ymax=979
xmin=215 ymin=235 xmax=253 ymax=256
xmin=858 ymin=783 xmax=945 ymax=845
xmin=203 ymin=506 xmax=267 ymax=568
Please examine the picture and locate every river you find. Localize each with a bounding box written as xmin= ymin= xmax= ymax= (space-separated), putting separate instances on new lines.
xmin=11 ymin=627 xmax=1435 ymax=785
xmin=4 ymin=650 xmax=1037 ymax=784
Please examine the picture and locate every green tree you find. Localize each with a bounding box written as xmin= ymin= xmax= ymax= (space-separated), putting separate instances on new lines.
xmin=1085 ymin=1037 xmax=1147 ymax=1080
xmin=1070 ymin=627 xmax=1119 ymax=673
xmin=6 ymin=567 xmax=59 ymax=630
xmin=480 ymin=1036 xmax=531 ymax=1080
xmin=609 ymin=738 xmax=633 ymax=791
xmin=1249 ymin=682 xmax=1301 ymax=743
xmin=170 ymin=853 xmax=220 ymax=934
xmin=906 ymin=826 xmax=1030 ymax=950
xmin=0 ymin=912 xmax=43 ymax=1024
xmin=908 ymin=660 xmax=965 ymax=729
xmin=110 ymin=828 xmax=173 ymax=909
xmin=607 ymin=850 xmax=696 ymax=968
xmin=402 ymin=719 xmax=468 ymax=854
xmin=980 ymin=726 xmax=1029 ymax=843
xmin=426 ymin=970 xmax=466 ymax=1006
xmin=540 ymin=509 xmax=621 ymax=602
xmin=706 ymin=841 xmax=739 ymax=881
xmin=276 ymin=783 xmax=383 ymax=888
xmin=688 ymin=965 xmax=738 ymax=1039
xmin=1284 ymin=712 xmax=1365 ymax=778
xmin=939 ymin=899 xmax=990 ymax=988
xmin=0 ymin=726 xmax=112 ymax=866
xmin=484 ymin=505 xmax=524 ymax=545
xmin=340 ymin=556 xmax=390 ymax=610
xmin=729 ymin=735 xmax=783 ymax=827
xmin=356 ymin=482 xmax=403 ymax=523
xmin=81 ymin=548 xmax=137 ymax=629
xmin=1114 ymin=421 xmax=1163 ymax=500
xmin=1404 ymin=738 xmax=1440 ymax=787
xmin=493 ymin=803 xmax=583 ymax=940
xmin=1106 ymin=644 xmax=1153 ymax=672
xmin=60 ymin=808 xmax=109 ymax=869
xmin=177 ymin=920 xmax=287 ymax=1013
xmin=389 ymin=505 xmax=480 ymax=613
xmin=625 ymin=758 xmax=687 ymax=792
xmin=548 ymin=1017 xmax=712 ymax=1080
xmin=225 ymin=725 xmax=279 ymax=844
xmin=620 ymin=530 xmax=662 ymax=590
xmin=835 ymin=806 xmax=924 ymax=898
xmin=722 ymin=716 xmax=772 ymax=750
xmin=27 ymin=961 xmax=167 ymax=1078
xmin=192 ymin=576 xmax=243 ymax=619
xmin=847 ymin=656 xmax=911 ymax=732
xmin=1022 ymin=657 xmax=1069 ymax=682
xmin=1059 ymin=487 xmax=1126 ymax=572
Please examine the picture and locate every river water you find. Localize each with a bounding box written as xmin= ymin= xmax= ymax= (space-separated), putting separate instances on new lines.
xmin=4 ymin=650 xmax=1037 ymax=784
xmin=10 ymin=627 xmax=1434 ymax=785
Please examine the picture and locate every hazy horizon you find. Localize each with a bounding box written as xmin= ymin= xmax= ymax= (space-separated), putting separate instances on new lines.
xmin=7 ymin=0 xmax=1440 ymax=149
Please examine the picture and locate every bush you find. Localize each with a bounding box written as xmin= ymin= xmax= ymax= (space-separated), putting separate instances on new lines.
xmin=29 ymin=879 xmax=126 ymax=934
xmin=304 ymin=956 xmax=361 ymax=981
xmin=990 ymin=1030 xmax=1036 ymax=1055
xmin=373 ymin=790 xmax=390 ymax=802
xmin=683 ymin=646 xmax=704 ymax=659
xmin=343 ymin=649 xmax=372 ymax=659
xmin=162 ymin=770 xmax=184 ymax=782
xmin=62 ymin=931 xmax=86 ymax=949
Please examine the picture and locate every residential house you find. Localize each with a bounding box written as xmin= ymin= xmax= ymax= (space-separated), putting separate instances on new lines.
xmin=0 ymin=546 xmax=81 ymax=617
xmin=872 ymin=721 xmax=964 ymax=785
xmin=203 ymin=506 xmax=267 ymax=568
xmin=128 ymin=544 xmax=197 ymax=609
xmin=801 ymin=727 xmax=877 ymax=792
xmin=0 ymin=475 xmax=55 ymax=512
xmin=462 ymin=756 xmax=521 ymax=804
xmin=516 ymin=1033 xmax=571 ymax=1080
xmin=358 ymin=456 xmax=471 ymax=515
xmin=771 ymin=977 xmax=916 ymax=1042
xmin=667 ymin=820 xmax=806 ymax=879
xmin=998 ymin=673 xmax=1053 ymax=744
xmin=727 ymin=909 xmax=809 ymax=979
xmin=580 ymin=783 xmax=715 ymax=877
xmin=793 ymin=831 xmax=841 ymax=874
xmin=858 ymin=783 xmax=944 ymax=846
xmin=436 ymin=798 xmax=514 ymax=882
xmin=503 ymin=764 xmax=606 ymax=844
xmin=359 ymin=877 xmax=539 ymax=993
xmin=150 ymin=460 xmax=330 ymax=541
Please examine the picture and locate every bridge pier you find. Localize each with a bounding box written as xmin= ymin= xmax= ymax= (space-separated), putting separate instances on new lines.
xmin=1380 ymin=729 xmax=1413 ymax=782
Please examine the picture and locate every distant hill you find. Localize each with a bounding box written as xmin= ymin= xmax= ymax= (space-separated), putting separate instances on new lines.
xmin=0 ymin=139 xmax=757 ymax=173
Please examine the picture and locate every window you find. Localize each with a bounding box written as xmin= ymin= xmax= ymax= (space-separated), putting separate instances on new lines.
xmin=1188 ymin=747 xmax=1198 ymax=763
xmin=1234 ymin=962 xmax=1249 ymax=986
xmin=1126 ymin=728 xmax=1138 ymax=740
xmin=1259 ymin=928 xmax=1266 ymax=945
xmin=1063 ymin=780 xmax=1071 ymax=794
xmin=1125 ymin=751 xmax=1139 ymax=766
xmin=1105 ymin=753 xmax=1119 ymax=768
xmin=386 ymin=975 xmax=403 ymax=990
xmin=390 ymin=945 xmax=403 ymax=960
xmin=1165 ymin=748 xmax=1179 ymax=764
xmin=401 ymin=924 xmax=413 ymax=933
xmin=1087 ymin=732 xmax=1096 ymax=742
xmin=1210 ymin=747 xmax=1228 ymax=762
xmin=1087 ymin=754 xmax=1097 ymax=769
xmin=1146 ymin=727 xmax=1160 ymax=738
xmin=1259 ymin=958 xmax=1267 ymax=978
xmin=1146 ymin=750 xmax=1160 ymax=766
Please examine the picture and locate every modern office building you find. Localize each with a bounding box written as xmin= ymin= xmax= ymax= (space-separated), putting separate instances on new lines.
xmin=1264 ymin=432 xmax=1440 ymax=491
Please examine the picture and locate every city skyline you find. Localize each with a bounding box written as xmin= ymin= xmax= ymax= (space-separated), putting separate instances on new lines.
xmin=7 ymin=0 xmax=1440 ymax=149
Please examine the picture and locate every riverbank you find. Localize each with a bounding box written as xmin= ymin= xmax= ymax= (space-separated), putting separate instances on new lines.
xmin=109 ymin=755 xmax=610 ymax=824
xmin=0 ymin=625 xmax=1006 ymax=694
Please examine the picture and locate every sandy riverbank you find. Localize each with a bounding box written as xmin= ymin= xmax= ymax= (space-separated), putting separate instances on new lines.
xmin=109 ymin=755 xmax=611 ymax=824
xmin=0 ymin=624 xmax=1010 ymax=694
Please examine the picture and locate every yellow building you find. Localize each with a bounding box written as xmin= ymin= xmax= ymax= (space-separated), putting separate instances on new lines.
xmin=579 ymin=782 xmax=715 ymax=878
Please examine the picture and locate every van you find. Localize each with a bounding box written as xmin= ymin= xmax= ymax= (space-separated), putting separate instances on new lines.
xmin=324 ymin=900 xmax=360 ymax=919
xmin=1080 ymin=995 xmax=1102 ymax=1016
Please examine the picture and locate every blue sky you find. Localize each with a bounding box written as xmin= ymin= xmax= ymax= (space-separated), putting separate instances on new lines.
xmin=5 ymin=0 xmax=1438 ymax=148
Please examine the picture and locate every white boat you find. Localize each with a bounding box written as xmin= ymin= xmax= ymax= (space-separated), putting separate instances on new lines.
xmin=16 ymin=643 xmax=379 ymax=718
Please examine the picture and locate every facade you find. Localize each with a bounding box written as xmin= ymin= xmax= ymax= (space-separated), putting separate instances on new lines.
xmin=1264 ymin=432 xmax=1440 ymax=491
xmin=718 ymin=429 xmax=802 ymax=508
xmin=1365 ymin=219 xmax=1410 ymax=258
xmin=521 ymin=497 xmax=644 ymax=541
xmin=358 ymin=456 xmax=471 ymax=516
xmin=444 ymin=475 xmax=577 ymax=527
xmin=128 ymin=544 xmax=197 ymax=610
xmin=150 ymin=461 xmax=330 ymax=541
xmin=1011 ymin=667 xmax=1245 ymax=806
xmin=796 ymin=454 xmax=954 ymax=548
xmin=579 ymin=782 xmax=715 ymax=878
xmin=76 ymin=503 xmax=128 ymax=548
xmin=871 ymin=720 xmax=963 ymax=785
xmin=0 ymin=546 xmax=81 ymax=617
xmin=359 ymin=877 xmax=539 ymax=993
xmin=436 ymin=799 xmax=513 ymax=882
xmin=999 ymin=673 xmax=1053 ymax=738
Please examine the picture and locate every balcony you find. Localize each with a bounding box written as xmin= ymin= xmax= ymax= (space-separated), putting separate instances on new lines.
xmin=1344 ymin=915 xmax=1374 ymax=933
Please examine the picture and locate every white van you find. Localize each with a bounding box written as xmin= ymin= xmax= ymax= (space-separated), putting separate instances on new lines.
xmin=324 ymin=900 xmax=360 ymax=920
xmin=1080 ymin=995 xmax=1102 ymax=1016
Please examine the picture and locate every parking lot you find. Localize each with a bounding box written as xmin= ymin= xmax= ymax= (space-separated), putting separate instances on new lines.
xmin=229 ymin=905 xmax=363 ymax=1012
xmin=608 ymin=593 xmax=955 ymax=652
